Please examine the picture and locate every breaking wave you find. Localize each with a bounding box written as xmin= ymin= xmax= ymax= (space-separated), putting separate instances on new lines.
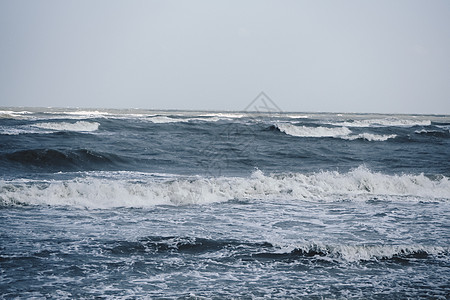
xmin=32 ymin=121 xmax=100 ymax=132
xmin=147 ymin=116 xmax=228 ymax=123
xmin=415 ymin=129 xmax=450 ymax=138
xmin=1 ymin=167 xmax=448 ymax=208
xmin=342 ymin=133 xmax=397 ymax=141
xmin=273 ymin=124 xmax=396 ymax=141
xmin=58 ymin=110 xmax=109 ymax=117
xmin=146 ymin=116 xmax=184 ymax=123
xmin=285 ymin=114 xmax=309 ymax=119
xmin=106 ymin=236 xmax=448 ymax=263
xmin=274 ymin=123 xmax=352 ymax=138
xmin=327 ymin=118 xmax=432 ymax=127
xmin=0 ymin=110 xmax=33 ymax=119
xmin=252 ymin=243 xmax=448 ymax=263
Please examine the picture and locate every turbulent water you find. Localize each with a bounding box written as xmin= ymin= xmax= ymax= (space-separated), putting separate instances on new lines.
xmin=1 ymin=108 xmax=449 ymax=299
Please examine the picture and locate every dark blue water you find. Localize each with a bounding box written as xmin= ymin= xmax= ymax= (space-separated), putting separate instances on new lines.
xmin=1 ymin=108 xmax=449 ymax=298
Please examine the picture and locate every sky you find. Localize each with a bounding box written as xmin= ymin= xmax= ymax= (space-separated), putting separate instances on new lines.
xmin=1 ymin=0 xmax=449 ymax=114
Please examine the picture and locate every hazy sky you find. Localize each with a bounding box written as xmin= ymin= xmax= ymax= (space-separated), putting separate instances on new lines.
xmin=1 ymin=0 xmax=449 ymax=114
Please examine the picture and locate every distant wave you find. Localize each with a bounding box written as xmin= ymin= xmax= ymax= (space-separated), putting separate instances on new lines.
xmin=415 ymin=129 xmax=450 ymax=138
xmin=273 ymin=124 xmax=396 ymax=141
xmin=42 ymin=110 xmax=112 ymax=120
xmin=146 ymin=116 xmax=231 ymax=123
xmin=32 ymin=121 xmax=99 ymax=132
xmin=1 ymin=110 xmax=110 ymax=121
xmin=146 ymin=116 xmax=184 ymax=123
xmin=327 ymin=118 xmax=432 ymax=128
xmin=0 ymin=110 xmax=33 ymax=119
xmin=1 ymin=167 xmax=448 ymax=208
xmin=199 ymin=112 xmax=245 ymax=118
xmin=57 ymin=110 xmax=110 ymax=117
xmin=285 ymin=114 xmax=309 ymax=119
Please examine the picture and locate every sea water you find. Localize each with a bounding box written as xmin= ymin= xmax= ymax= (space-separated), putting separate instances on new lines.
xmin=1 ymin=108 xmax=449 ymax=298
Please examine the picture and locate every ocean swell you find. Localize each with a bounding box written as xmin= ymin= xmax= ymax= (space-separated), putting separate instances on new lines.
xmin=2 ymin=149 xmax=124 ymax=171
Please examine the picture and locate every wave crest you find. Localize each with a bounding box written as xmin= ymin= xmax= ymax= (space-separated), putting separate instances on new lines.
xmin=328 ymin=118 xmax=432 ymax=127
xmin=342 ymin=133 xmax=397 ymax=141
xmin=274 ymin=124 xmax=397 ymax=141
xmin=415 ymin=129 xmax=450 ymax=138
xmin=257 ymin=243 xmax=447 ymax=262
xmin=32 ymin=121 xmax=99 ymax=132
xmin=106 ymin=236 xmax=448 ymax=263
xmin=275 ymin=124 xmax=352 ymax=138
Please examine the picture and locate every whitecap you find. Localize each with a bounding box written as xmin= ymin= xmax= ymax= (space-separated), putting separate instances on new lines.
xmin=0 ymin=126 xmax=45 ymax=135
xmin=327 ymin=118 xmax=431 ymax=128
xmin=147 ymin=116 xmax=230 ymax=123
xmin=273 ymin=242 xmax=448 ymax=262
xmin=285 ymin=114 xmax=309 ymax=119
xmin=199 ymin=113 xmax=245 ymax=119
xmin=0 ymin=110 xmax=33 ymax=119
xmin=147 ymin=116 xmax=183 ymax=123
xmin=54 ymin=110 xmax=109 ymax=117
xmin=32 ymin=121 xmax=100 ymax=132
xmin=342 ymin=133 xmax=397 ymax=141
xmin=275 ymin=124 xmax=397 ymax=141
xmin=275 ymin=123 xmax=352 ymax=138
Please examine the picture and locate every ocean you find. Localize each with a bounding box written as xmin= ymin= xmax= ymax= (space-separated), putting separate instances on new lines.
xmin=1 ymin=107 xmax=449 ymax=299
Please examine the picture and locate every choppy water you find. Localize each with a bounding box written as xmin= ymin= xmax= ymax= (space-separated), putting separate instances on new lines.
xmin=1 ymin=108 xmax=449 ymax=298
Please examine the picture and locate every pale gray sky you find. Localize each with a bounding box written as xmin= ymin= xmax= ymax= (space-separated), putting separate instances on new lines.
xmin=1 ymin=0 xmax=449 ymax=114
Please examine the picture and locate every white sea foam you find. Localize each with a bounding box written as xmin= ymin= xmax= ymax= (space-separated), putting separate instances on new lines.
xmin=32 ymin=121 xmax=100 ymax=132
xmin=415 ymin=129 xmax=438 ymax=135
xmin=342 ymin=133 xmax=397 ymax=141
xmin=55 ymin=110 xmax=110 ymax=117
xmin=0 ymin=126 xmax=44 ymax=135
xmin=0 ymin=110 xmax=16 ymax=118
xmin=276 ymin=123 xmax=352 ymax=138
xmin=194 ymin=117 xmax=224 ymax=122
xmin=199 ymin=113 xmax=245 ymax=118
xmin=147 ymin=116 xmax=183 ymax=123
xmin=436 ymin=125 xmax=450 ymax=130
xmin=415 ymin=128 xmax=450 ymax=135
xmin=334 ymin=244 xmax=447 ymax=262
xmin=24 ymin=110 xmax=113 ymax=120
xmin=147 ymin=116 xmax=229 ymax=123
xmin=1 ymin=167 xmax=448 ymax=209
xmin=328 ymin=118 xmax=432 ymax=128
xmin=285 ymin=114 xmax=309 ymax=119
xmin=0 ymin=110 xmax=33 ymax=119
